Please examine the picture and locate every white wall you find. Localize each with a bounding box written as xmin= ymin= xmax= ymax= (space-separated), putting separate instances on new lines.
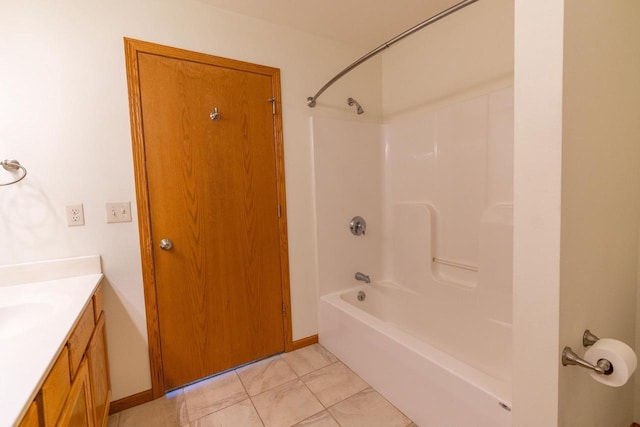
xmin=558 ymin=1 xmax=640 ymax=425
xmin=312 ymin=117 xmax=384 ymax=296
xmin=381 ymin=0 xmax=514 ymax=117
xmin=512 ymin=0 xmax=564 ymax=424
xmin=0 ymin=0 xmax=381 ymax=400
xmin=514 ymin=1 xmax=640 ymax=425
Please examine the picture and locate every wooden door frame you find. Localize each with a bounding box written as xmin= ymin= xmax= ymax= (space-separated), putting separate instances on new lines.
xmin=123 ymin=38 xmax=293 ymax=398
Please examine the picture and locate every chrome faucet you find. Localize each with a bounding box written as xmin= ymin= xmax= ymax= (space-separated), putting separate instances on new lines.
xmin=355 ymin=272 xmax=370 ymax=284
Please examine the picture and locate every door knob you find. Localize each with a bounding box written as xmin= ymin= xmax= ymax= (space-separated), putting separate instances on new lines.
xmin=159 ymin=238 xmax=173 ymax=251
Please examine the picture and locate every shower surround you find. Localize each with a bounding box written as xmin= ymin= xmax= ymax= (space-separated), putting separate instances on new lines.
xmin=313 ymin=83 xmax=513 ymax=426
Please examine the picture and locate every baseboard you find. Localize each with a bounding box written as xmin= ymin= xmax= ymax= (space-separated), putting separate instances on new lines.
xmin=289 ymin=334 xmax=318 ymax=351
xmin=109 ymin=389 xmax=153 ymax=414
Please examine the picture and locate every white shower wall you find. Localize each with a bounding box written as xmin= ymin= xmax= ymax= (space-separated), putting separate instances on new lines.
xmin=314 ymin=84 xmax=514 ymax=321
xmin=383 ymin=84 xmax=513 ymax=323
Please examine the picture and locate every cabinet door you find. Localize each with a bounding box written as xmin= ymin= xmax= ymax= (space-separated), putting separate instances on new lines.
xmin=87 ymin=312 xmax=111 ymax=427
xmin=57 ymin=358 xmax=94 ymax=427
xmin=42 ymin=347 xmax=71 ymax=427
xmin=18 ymin=400 xmax=39 ymax=427
xmin=68 ymin=303 xmax=95 ymax=380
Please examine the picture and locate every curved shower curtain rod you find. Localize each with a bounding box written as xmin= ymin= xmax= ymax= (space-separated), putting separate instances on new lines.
xmin=306 ymin=0 xmax=479 ymax=108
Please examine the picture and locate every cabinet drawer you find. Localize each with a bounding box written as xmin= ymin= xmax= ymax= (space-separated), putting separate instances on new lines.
xmin=68 ymin=302 xmax=95 ymax=379
xmin=41 ymin=346 xmax=71 ymax=427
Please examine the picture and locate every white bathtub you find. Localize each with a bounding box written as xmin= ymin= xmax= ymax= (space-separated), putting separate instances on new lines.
xmin=319 ymin=282 xmax=512 ymax=427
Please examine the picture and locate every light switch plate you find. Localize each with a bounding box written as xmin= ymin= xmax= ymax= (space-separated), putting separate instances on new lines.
xmin=106 ymin=202 xmax=132 ymax=223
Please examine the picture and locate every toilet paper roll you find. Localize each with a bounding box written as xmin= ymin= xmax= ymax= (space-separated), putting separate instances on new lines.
xmin=584 ymin=338 xmax=637 ymax=387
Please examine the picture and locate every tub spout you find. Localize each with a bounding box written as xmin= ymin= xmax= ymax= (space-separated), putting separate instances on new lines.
xmin=355 ymin=272 xmax=370 ymax=284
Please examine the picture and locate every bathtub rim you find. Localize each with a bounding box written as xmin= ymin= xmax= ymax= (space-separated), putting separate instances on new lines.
xmin=321 ymin=283 xmax=512 ymax=407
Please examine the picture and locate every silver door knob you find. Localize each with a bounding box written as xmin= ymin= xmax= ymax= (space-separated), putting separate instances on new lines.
xmin=159 ymin=238 xmax=173 ymax=251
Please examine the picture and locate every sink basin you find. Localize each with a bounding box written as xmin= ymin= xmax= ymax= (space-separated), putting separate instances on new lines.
xmin=0 ymin=293 xmax=71 ymax=339
xmin=0 ymin=303 xmax=56 ymax=339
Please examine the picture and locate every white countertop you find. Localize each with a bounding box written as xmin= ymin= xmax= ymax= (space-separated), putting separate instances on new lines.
xmin=0 ymin=256 xmax=103 ymax=427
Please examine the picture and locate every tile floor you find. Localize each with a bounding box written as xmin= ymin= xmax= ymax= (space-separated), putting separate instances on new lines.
xmin=108 ymin=344 xmax=417 ymax=427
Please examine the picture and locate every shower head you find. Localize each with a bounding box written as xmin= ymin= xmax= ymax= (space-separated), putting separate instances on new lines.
xmin=347 ymin=97 xmax=364 ymax=115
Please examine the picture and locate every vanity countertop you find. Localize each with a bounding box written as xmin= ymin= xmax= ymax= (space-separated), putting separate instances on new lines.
xmin=0 ymin=256 xmax=102 ymax=427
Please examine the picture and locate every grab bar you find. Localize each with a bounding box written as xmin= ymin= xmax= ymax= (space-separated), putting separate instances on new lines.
xmin=432 ymin=257 xmax=479 ymax=272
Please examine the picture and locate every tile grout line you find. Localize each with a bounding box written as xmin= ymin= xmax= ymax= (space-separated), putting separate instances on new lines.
xmin=281 ymin=345 xmax=378 ymax=427
xmin=234 ymin=365 xmax=252 ymax=396
xmin=183 ymin=371 xmax=251 ymax=425
xmin=282 ymin=356 xmax=341 ymax=380
xmin=364 ymin=385 xmax=415 ymax=426
xmin=296 ymin=346 xmax=416 ymax=425
xmin=296 ymin=364 xmax=365 ymax=427
xmin=243 ymin=349 xmax=335 ymax=427
xmin=237 ymin=361 xmax=268 ymax=427
xmin=179 ymin=389 xmax=192 ymax=426
xmin=247 ymin=396 xmax=267 ymax=427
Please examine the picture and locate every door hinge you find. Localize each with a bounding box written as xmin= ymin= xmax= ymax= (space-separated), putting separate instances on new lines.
xmin=268 ymin=98 xmax=276 ymax=115
xmin=277 ymin=204 xmax=281 ymax=218
xmin=282 ymin=302 xmax=286 ymax=316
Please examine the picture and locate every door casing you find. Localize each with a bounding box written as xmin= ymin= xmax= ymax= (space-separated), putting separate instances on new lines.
xmin=123 ymin=38 xmax=293 ymax=398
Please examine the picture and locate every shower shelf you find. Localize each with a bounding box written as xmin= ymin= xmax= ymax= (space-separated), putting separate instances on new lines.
xmin=432 ymin=257 xmax=479 ymax=272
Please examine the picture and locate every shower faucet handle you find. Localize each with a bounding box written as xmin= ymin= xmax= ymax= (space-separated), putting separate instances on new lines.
xmin=350 ymin=216 xmax=366 ymax=236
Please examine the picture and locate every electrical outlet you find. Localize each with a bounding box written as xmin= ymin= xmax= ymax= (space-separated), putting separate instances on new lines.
xmin=106 ymin=202 xmax=132 ymax=223
xmin=66 ymin=204 xmax=85 ymax=226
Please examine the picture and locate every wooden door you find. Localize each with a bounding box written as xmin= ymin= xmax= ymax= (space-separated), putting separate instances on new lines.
xmin=126 ymin=40 xmax=291 ymax=392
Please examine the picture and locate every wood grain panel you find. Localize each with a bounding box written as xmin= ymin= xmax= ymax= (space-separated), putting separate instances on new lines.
xmin=139 ymin=53 xmax=284 ymax=389
xmin=56 ymin=358 xmax=94 ymax=427
xmin=41 ymin=346 xmax=71 ymax=427
xmin=125 ymin=38 xmax=292 ymax=392
xmin=17 ymin=400 xmax=39 ymax=427
xmin=270 ymin=72 xmax=294 ymax=352
xmin=92 ymin=282 xmax=103 ymax=324
xmin=87 ymin=313 xmax=111 ymax=427
xmin=68 ymin=302 xmax=95 ymax=380
xmin=124 ymin=39 xmax=165 ymax=399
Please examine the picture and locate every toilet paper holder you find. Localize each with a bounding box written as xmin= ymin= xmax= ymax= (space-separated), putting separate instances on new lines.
xmin=562 ymin=329 xmax=613 ymax=375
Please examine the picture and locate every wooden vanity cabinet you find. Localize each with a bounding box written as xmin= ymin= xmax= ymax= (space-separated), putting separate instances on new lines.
xmin=56 ymin=359 xmax=94 ymax=427
xmin=17 ymin=401 xmax=39 ymax=427
xmin=40 ymin=347 xmax=71 ymax=426
xmin=18 ymin=282 xmax=110 ymax=427
xmin=86 ymin=312 xmax=110 ymax=427
xmin=68 ymin=302 xmax=95 ymax=381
